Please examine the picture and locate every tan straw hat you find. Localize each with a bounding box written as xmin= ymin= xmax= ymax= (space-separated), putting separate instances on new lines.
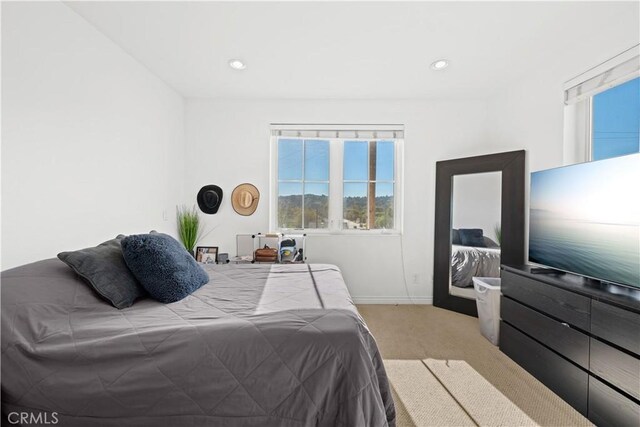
xmin=231 ymin=183 xmax=260 ymax=216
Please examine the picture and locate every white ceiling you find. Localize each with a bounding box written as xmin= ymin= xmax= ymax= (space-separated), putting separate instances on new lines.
xmin=65 ymin=1 xmax=640 ymax=99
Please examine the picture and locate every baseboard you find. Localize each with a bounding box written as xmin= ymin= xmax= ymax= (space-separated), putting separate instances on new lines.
xmin=352 ymin=296 xmax=433 ymax=305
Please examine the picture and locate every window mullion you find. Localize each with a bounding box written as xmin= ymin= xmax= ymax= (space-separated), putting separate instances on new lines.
xmin=368 ymin=140 xmax=376 ymax=230
xmin=395 ymin=139 xmax=403 ymax=232
xmin=301 ymin=140 xmax=306 ymax=229
xmin=329 ymin=138 xmax=343 ymax=232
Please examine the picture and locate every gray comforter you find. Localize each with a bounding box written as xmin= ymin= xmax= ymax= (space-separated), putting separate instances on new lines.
xmin=1 ymin=260 xmax=395 ymax=426
xmin=451 ymin=245 xmax=501 ymax=288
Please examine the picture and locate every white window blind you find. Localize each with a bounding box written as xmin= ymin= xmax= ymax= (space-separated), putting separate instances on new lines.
xmin=564 ymin=46 xmax=639 ymax=105
xmin=270 ymin=124 xmax=404 ymax=140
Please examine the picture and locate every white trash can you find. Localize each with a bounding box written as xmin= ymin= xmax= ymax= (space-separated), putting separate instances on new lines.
xmin=472 ymin=277 xmax=501 ymax=345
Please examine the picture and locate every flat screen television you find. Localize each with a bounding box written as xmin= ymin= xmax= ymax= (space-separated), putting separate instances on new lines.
xmin=529 ymin=153 xmax=640 ymax=289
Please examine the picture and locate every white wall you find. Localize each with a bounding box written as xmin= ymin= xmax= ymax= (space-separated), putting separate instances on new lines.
xmin=486 ymin=70 xmax=567 ymax=174
xmin=184 ymin=98 xmax=514 ymax=303
xmin=1 ymin=2 xmax=185 ymax=270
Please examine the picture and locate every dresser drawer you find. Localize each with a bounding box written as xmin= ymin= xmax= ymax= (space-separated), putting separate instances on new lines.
xmin=500 ymin=321 xmax=588 ymax=415
xmin=589 ymin=376 xmax=640 ymax=427
xmin=501 ymin=296 xmax=589 ymax=369
xmin=590 ymin=338 xmax=640 ymax=400
xmin=501 ymin=270 xmax=590 ymax=330
xmin=591 ymin=300 xmax=640 ymax=356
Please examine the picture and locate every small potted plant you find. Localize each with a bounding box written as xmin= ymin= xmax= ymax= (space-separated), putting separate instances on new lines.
xmin=176 ymin=205 xmax=202 ymax=257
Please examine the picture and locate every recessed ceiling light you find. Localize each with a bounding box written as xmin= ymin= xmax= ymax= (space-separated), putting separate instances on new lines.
xmin=228 ymin=59 xmax=246 ymax=70
xmin=430 ymin=59 xmax=449 ymax=71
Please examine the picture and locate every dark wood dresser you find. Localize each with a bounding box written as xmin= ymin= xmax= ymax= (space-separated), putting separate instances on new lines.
xmin=500 ymin=265 xmax=640 ymax=427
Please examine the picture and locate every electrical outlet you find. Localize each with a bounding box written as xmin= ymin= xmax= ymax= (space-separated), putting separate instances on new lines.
xmin=162 ymin=210 xmax=168 ymax=221
xmin=412 ymin=274 xmax=419 ymax=284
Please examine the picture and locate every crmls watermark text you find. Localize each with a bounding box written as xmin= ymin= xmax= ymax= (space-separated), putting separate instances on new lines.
xmin=7 ymin=412 xmax=59 ymax=425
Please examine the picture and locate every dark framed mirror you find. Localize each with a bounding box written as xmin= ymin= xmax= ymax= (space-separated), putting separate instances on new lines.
xmin=433 ymin=150 xmax=526 ymax=316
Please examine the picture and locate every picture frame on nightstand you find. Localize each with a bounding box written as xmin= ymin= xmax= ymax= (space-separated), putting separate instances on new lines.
xmin=196 ymin=246 xmax=218 ymax=264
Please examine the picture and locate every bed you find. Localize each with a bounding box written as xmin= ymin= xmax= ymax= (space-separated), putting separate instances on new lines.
xmin=1 ymin=260 xmax=395 ymax=427
xmin=450 ymin=244 xmax=501 ymax=289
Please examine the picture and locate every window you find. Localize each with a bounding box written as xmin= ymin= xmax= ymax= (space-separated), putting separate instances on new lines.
xmin=277 ymin=139 xmax=330 ymax=229
xmin=592 ymin=77 xmax=640 ymax=160
xmin=564 ymin=47 xmax=640 ymax=162
xmin=343 ymin=140 xmax=395 ymax=230
xmin=271 ymin=126 xmax=403 ymax=233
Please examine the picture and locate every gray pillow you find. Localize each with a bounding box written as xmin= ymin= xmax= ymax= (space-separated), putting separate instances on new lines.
xmin=121 ymin=233 xmax=209 ymax=303
xmin=58 ymin=235 xmax=146 ymax=309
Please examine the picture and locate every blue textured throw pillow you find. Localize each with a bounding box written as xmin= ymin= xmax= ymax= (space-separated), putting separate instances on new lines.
xmin=121 ymin=233 xmax=209 ymax=303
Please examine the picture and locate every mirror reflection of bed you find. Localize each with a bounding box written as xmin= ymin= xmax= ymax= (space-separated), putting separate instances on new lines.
xmin=449 ymin=172 xmax=502 ymax=300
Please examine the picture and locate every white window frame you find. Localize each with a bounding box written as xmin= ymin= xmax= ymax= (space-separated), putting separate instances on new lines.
xmin=563 ymin=45 xmax=639 ymax=162
xmin=269 ymin=135 xmax=404 ymax=235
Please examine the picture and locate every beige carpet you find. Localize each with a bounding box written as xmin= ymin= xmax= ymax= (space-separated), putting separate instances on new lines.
xmin=358 ymin=305 xmax=593 ymax=427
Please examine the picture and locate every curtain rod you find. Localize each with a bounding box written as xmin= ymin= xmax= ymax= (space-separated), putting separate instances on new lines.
xmin=270 ymin=124 xmax=404 ymax=131
xmin=270 ymin=123 xmax=404 ymax=126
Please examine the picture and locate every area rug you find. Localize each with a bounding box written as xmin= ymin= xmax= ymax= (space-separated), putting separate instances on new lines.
xmin=385 ymin=359 xmax=539 ymax=427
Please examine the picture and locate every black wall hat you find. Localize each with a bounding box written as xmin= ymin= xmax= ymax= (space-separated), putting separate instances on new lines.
xmin=197 ymin=185 xmax=223 ymax=214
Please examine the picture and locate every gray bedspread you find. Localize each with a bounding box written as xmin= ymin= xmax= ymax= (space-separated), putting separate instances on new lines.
xmin=1 ymin=260 xmax=395 ymax=426
xmin=451 ymin=245 xmax=501 ymax=288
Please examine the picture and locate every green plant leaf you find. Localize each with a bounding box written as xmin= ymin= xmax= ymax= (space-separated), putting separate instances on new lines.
xmin=176 ymin=205 xmax=201 ymax=253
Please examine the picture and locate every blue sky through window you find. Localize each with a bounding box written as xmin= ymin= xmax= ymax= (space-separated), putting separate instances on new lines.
xmin=343 ymin=141 xmax=368 ymax=181
xmin=343 ymin=140 xmax=394 ymax=197
xmin=304 ymin=140 xmax=329 ymax=182
xmin=592 ymin=77 xmax=640 ymax=160
xmin=375 ymin=141 xmax=394 ymax=181
xmin=278 ymin=139 xmax=329 ymax=196
xmin=278 ymin=139 xmax=303 ymax=181
xmin=278 ymin=139 xmax=395 ymax=197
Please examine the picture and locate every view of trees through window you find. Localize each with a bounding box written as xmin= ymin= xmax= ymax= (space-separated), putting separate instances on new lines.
xmin=277 ymin=138 xmax=396 ymax=230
